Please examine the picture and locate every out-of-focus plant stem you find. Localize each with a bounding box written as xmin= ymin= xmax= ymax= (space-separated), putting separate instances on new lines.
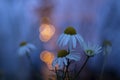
xmin=99 ymin=47 xmax=108 ymax=80
xmin=26 ymin=52 xmax=33 ymax=66
xmin=26 ymin=53 xmax=42 ymax=80
xmin=55 ymin=67 xmax=59 ymax=80
xmin=73 ymin=56 xmax=89 ymax=80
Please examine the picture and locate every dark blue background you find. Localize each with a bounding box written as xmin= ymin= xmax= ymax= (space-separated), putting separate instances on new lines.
xmin=0 ymin=0 xmax=120 ymax=80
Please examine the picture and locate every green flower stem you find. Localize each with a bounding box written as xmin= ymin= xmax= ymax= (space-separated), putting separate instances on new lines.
xmin=63 ymin=59 xmax=70 ymax=80
xmin=63 ymin=65 xmax=68 ymax=80
xmin=26 ymin=52 xmax=33 ymax=66
xmin=64 ymin=48 xmax=70 ymax=80
xmin=55 ymin=67 xmax=59 ymax=80
xmin=62 ymin=66 xmax=66 ymax=80
xmin=63 ymin=68 xmax=67 ymax=80
xmin=26 ymin=53 xmax=41 ymax=80
xmin=73 ymin=56 xmax=89 ymax=80
xmin=99 ymin=47 xmax=108 ymax=80
xmin=66 ymin=59 xmax=70 ymax=80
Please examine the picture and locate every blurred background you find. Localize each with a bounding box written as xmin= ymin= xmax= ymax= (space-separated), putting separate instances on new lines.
xmin=0 ymin=0 xmax=120 ymax=80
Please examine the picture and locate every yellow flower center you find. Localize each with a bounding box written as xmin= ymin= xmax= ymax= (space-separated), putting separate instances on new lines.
xmin=103 ymin=40 xmax=112 ymax=47
xmin=57 ymin=50 xmax=69 ymax=58
xmin=64 ymin=27 xmax=76 ymax=35
xmin=20 ymin=42 xmax=27 ymax=47
xmin=86 ymin=50 xmax=94 ymax=56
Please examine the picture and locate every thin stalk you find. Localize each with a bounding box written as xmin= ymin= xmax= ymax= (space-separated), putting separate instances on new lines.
xmin=26 ymin=52 xmax=33 ymax=66
xmin=63 ymin=65 xmax=67 ymax=80
xmin=99 ymin=47 xmax=108 ymax=80
xmin=26 ymin=53 xmax=41 ymax=79
xmin=73 ymin=56 xmax=89 ymax=80
xmin=66 ymin=60 xmax=70 ymax=80
xmin=55 ymin=67 xmax=59 ymax=80
xmin=62 ymin=65 xmax=66 ymax=80
xmin=63 ymin=59 xmax=70 ymax=80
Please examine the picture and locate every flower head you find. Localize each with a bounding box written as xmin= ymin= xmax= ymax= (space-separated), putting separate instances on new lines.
xmin=83 ymin=42 xmax=102 ymax=57
xmin=18 ymin=42 xmax=36 ymax=56
xmin=57 ymin=26 xmax=84 ymax=49
xmin=102 ymin=40 xmax=112 ymax=47
xmin=57 ymin=50 xmax=69 ymax=57
xmin=64 ymin=27 xmax=76 ymax=35
xmin=102 ymin=40 xmax=112 ymax=55
xmin=52 ymin=50 xmax=80 ymax=69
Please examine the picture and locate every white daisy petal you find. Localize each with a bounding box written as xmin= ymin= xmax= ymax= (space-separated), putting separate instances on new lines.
xmin=68 ymin=37 xmax=73 ymax=50
xmin=78 ymin=34 xmax=84 ymax=42
xmin=66 ymin=54 xmax=80 ymax=61
xmin=57 ymin=58 xmax=61 ymax=65
xmin=71 ymin=55 xmax=80 ymax=61
xmin=83 ymin=42 xmax=102 ymax=56
xmin=18 ymin=48 xmax=24 ymax=55
xmin=58 ymin=58 xmax=64 ymax=69
xmin=57 ymin=33 xmax=64 ymax=45
xmin=52 ymin=57 xmax=66 ymax=69
xmin=59 ymin=60 xmax=64 ymax=69
xmin=67 ymin=55 xmax=76 ymax=61
xmin=96 ymin=50 xmax=102 ymax=54
xmin=18 ymin=43 xmax=36 ymax=56
xmin=96 ymin=46 xmax=102 ymax=51
xmin=26 ymin=47 xmax=31 ymax=53
xmin=75 ymin=35 xmax=82 ymax=45
xmin=56 ymin=27 xmax=84 ymax=48
xmin=52 ymin=50 xmax=81 ymax=69
xmin=63 ymin=57 xmax=67 ymax=65
xmin=59 ymin=34 xmax=67 ymax=47
xmin=63 ymin=35 xmax=70 ymax=47
xmin=72 ymin=36 xmax=77 ymax=48
xmin=28 ymin=44 xmax=36 ymax=50
xmin=52 ymin=58 xmax=58 ymax=67
xmin=62 ymin=35 xmax=67 ymax=47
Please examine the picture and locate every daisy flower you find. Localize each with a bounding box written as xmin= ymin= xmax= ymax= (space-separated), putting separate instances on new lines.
xmin=102 ymin=40 xmax=112 ymax=55
xmin=83 ymin=42 xmax=102 ymax=57
xmin=18 ymin=42 xmax=36 ymax=56
xmin=57 ymin=26 xmax=84 ymax=49
xmin=52 ymin=50 xmax=80 ymax=69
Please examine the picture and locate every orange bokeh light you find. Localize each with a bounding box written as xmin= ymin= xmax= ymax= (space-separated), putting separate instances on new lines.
xmin=39 ymin=24 xmax=55 ymax=42
xmin=40 ymin=50 xmax=54 ymax=65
